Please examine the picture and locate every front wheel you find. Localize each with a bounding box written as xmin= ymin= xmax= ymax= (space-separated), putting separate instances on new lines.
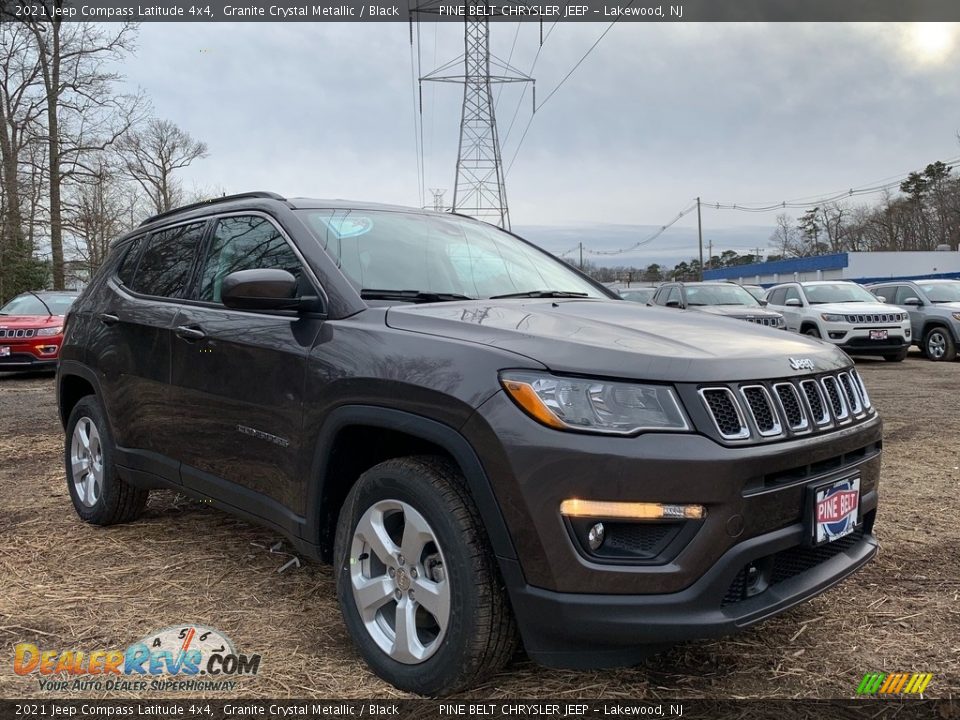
xmin=334 ymin=456 xmax=517 ymax=695
xmin=803 ymin=325 xmax=821 ymax=338
xmin=923 ymin=327 xmax=957 ymax=362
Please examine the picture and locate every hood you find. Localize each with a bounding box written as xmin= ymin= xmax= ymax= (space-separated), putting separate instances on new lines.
xmin=809 ymin=302 xmax=901 ymax=316
xmin=386 ymin=299 xmax=848 ymax=382
xmin=695 ymin=306 xmax=782 ymax=319
xmin=934 ymin=301 xmax=960 ymax=312
xmin=0 ymin=314 xmax=62 ymax=327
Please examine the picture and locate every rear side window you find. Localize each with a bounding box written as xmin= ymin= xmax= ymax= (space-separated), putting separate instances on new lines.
xmin=894 ymin=286 xmax=916 ymax=304
xmin=785 ymin=286 xmax=802 ymax=304
xmin=766 ymin=288 xmax=785 ymax=305
xmin=115 ymin=237 xmax=144 ymax=287
xmin=198 ymin=216 xmax=304 ymax=304
xmin=872 ymin=286 xmax=896 ymax=303
xmin=130 ymin=223 xmax=206 ymax=298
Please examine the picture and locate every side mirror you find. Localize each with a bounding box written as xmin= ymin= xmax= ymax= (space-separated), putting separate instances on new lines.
xmin=904 ymin=297 xmax=923 ymax=306
xmin=785 ymin=298 xmax=802 ymax=307
xmin=221 ymin=269 xmax=321 ymax=312
xmin=758 ymin=299 xmax=769 ymax=307
xmin=873 ymin=295 xmax=886 ymax=303
xmin=665 ymin=300 xmax=681 ymax=308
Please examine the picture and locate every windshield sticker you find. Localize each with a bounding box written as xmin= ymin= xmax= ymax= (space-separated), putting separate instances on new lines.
xmin=321 ymin=216 xmax=374 ymax=239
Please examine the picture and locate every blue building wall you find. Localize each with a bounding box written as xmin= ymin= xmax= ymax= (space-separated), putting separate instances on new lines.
xmin=703 ymin=253 xmax=848 ymax=281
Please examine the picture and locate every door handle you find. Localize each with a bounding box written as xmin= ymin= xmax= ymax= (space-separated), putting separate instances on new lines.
xmin=175 ymin=325 xmax=206 ymax=341
xmin=98 ymin=313 xmax=119 ymax=326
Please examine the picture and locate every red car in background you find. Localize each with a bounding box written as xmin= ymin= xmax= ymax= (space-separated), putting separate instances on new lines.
xmin=0 ymin=291 xmax=79 ymax=372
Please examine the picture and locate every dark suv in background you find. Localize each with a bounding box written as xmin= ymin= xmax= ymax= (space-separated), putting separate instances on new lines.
xmin=58 ymin=192 xmax=881 ymax=695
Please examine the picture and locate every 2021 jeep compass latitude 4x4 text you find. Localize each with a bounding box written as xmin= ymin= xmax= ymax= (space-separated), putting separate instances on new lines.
xmin=58 ymin=192 xmax=881 ymax=695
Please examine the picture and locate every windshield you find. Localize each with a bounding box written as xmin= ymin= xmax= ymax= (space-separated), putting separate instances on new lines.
xmin=802 ymin=283 xmax=877 ymax=304
xmin=684 ymin=284 xmax=761 ymax=307
xmin=297 ymin=210 xmax=606 ymax=301
xmin=743 ymin=286 xmax=766 ymax=300
xmin=919 ymin=281 xmax=960 ymax=302
xmin=0 ymin=293 xmax=76 ymax=316
xmin=620 ymin=288 xmax=655 ymax=303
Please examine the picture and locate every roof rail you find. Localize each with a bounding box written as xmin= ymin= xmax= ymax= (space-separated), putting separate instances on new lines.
xmin=139 ymin=191 xmax=287 ymax=227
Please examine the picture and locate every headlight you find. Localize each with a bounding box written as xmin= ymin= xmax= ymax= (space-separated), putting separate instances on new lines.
xmin=775 ymin=316 xmax=786 ymax=327
xmin=820 ymin=314 xmax=845 ymax=322
xmin=499 ymin=371 xmax=690 ymax=435
xmin=952 ymin=312 xmax=960 ymax=322
xmin=36 ymin=326 xmax=63 ymax=337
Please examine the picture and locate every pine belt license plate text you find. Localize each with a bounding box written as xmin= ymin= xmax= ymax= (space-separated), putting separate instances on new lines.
xmin=0 ymin=346 xmax=9 ymax=357
xmin=869 ymin=329 xmax=888 ymax=340
xmin=812 ymin=475 xmax=860 ymax=545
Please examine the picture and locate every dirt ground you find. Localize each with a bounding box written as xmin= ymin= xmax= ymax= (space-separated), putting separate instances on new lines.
xmin=0 ymin=353 xmax=958 ymax=700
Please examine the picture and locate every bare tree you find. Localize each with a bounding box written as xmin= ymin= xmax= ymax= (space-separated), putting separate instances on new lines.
xmin=120 ymin=118 xmax=208 ymax=215
xmin=0 ymin=24 xmax=45 ymax=301
xmin=17 ymin=7 xmax=142 ymax=289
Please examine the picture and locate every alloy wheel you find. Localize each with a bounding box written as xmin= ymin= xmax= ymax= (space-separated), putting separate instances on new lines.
xmin=71 ymin=417 xmax=103 ymax=508
xmin=927 ymin=331 xmax=946 ymax=360
xmin=349 ymin=499 xmax=451 ymax=664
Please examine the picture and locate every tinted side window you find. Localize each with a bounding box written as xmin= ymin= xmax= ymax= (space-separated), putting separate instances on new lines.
xmin=894 ymin=286 xmax=916 ymax=304
xmin=198 ymin=216 xmax=304 ymax=304
xmin=116 ymin=237 xmax=144 ymax=287
xmin=785 ymin=286 xmax=802 ymax=304
xmin=872 ymin=286 xmax=896 ymax=303
xmin=767 ymin=288 xmax=785 ymax=305
xmin=665 ymin=286 xmax=681 ymax=305
xmin=130 ymin=223 xmax=206 ymax=298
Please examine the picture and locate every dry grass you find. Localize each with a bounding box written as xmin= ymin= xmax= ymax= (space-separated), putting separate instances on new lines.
xmin=0 ymin=354 xmax=958 ymax=700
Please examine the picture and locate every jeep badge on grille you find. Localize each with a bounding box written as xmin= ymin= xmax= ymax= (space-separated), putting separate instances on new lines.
xmin=789 ymin=357 xmax=816 ymax=371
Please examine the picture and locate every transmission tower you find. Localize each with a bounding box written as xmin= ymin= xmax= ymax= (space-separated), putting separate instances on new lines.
xmin=428 ymin=188 xmax=447 ymax=212
xmin=412 ymin=9 xmax=536 ymax=230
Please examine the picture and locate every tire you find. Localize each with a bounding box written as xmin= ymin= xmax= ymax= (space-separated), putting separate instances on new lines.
xmin=922 ymin=327 xmax=957 ymax=362
xmin=803 ymin=325 xmax=821 ymax=338
xmin=883 ymin=348 xmax=909 ymax=362
xmin=334 ymin=456 xmax=517 ymax=695
xmin=65 ymin=396 xmax=148 ymax=525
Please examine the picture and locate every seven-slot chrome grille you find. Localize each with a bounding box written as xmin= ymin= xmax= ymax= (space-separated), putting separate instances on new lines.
xmin=698 ymin=368 xmax=873 ymax=442
xmin=741 ymin=316 xmax=781 ymax=327
xmin=843 ymin=312 xmax=906 ymax=324
xmin=0 ymin=328 xmax=37 ymax=339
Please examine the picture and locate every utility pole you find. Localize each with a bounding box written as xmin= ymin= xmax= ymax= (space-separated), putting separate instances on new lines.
xmin=708 ymin=240 xmax=713 ymax=270
xmin=415 ymin=9 xmax=535 ymax=230
xmin=579 ymin=242 xmax=583 ymax=270
xmin=696 ymin=197 xmax=704 ymax=281
xmin=428 ymin=188 xmax=446 ymax=212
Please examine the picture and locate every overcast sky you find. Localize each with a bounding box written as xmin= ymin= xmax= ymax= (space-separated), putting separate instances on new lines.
xmin=120 ymin=22 xmax=960 ymax=266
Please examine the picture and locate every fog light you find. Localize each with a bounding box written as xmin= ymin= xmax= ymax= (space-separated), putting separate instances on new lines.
xmin=587 ymin=523 xmax=605 ymax=550
xmin=38 ymin=345 xmax=58 ymax=355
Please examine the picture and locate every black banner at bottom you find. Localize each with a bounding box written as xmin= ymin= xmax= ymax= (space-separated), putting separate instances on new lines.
xmin=2 ymin=699 xmax=956 ymax=720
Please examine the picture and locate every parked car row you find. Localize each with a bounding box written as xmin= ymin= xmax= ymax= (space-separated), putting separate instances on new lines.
xmin=616 ymin=277 xmax=960 ymax=363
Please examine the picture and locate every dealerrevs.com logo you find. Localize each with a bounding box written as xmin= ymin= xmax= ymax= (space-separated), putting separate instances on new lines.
xmin=13 ymin=625 xmax=261 ymax=692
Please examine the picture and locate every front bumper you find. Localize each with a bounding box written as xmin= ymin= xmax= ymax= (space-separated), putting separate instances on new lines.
xmin=819 ymin=323 xmax=910 ymax=354
xmin=503 ymin=514 xmax=877 ymax=668
xmin=0 ymin=351 xmax=58 ymax=370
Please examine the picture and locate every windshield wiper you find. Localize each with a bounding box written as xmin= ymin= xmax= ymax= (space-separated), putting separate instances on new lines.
xmin=490 ymin=290 xmax=589 ymax=299
xmin=27 ymin=290 xmax=53 ymax=317
xmin=360 ymin=289 xmax=473 ymax=303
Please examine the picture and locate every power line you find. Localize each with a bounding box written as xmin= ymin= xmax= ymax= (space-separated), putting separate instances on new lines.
xmin=500 ymin=21 xmax=558 ymax=150
xmin=505 ymin=15 xmax=629 ymax=175
xmin=586 ymin=200 xmax=699 ymax=255
xmin=702 ymin=155 xmax=960 ymax=213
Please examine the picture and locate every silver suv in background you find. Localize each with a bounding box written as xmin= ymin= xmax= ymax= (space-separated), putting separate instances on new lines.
xmin=868 ymin=279 xmax=960 ymax=362
xmin=765 ymin=281 xmax=911 ymax=362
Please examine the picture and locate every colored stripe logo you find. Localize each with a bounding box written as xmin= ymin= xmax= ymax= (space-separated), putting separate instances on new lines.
xmin=857 ymin=672 xmax=933 ymax=695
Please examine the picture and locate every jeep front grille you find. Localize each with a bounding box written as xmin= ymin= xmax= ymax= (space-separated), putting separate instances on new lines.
xmin=0 ymin=328 xmax=36 ymax=339
xmin=844 ymin=313 xmax=905 ymax=324
xmin=699 ymin=369 xmax=873 ymax=443
xmin=699 ymin=388 xmax=749 ymax=439
xmin=742 ymin=316 xmax=780 ymax=327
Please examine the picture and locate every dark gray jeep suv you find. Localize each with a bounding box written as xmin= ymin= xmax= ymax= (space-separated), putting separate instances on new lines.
xmin=57 ymin=192 xmax=881 ymax=695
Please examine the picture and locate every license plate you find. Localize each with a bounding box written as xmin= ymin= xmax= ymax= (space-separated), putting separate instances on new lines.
xmin=811 ymin=475 xmax=860 ymax=545
xmin=0 ymin=346 xmax=9 ymax=357
xmin=869 ymin=329 xmax=888 ymax=341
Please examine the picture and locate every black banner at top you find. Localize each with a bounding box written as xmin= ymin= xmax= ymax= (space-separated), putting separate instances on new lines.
xmin=3 ymin=0 xmax=960 ymax=22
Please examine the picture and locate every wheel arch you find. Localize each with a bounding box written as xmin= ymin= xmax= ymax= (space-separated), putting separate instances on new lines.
xmin=921 ymin=319 xmax=958 ymax=342
xmin=306 ymin=406 xmax=518 ymax=567
xmin=57 ymin=361 xmax=102 ymax=430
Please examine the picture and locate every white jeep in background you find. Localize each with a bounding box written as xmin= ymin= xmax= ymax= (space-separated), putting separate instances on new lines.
xmin=765 ymin=281 xmax=912 ymax=362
